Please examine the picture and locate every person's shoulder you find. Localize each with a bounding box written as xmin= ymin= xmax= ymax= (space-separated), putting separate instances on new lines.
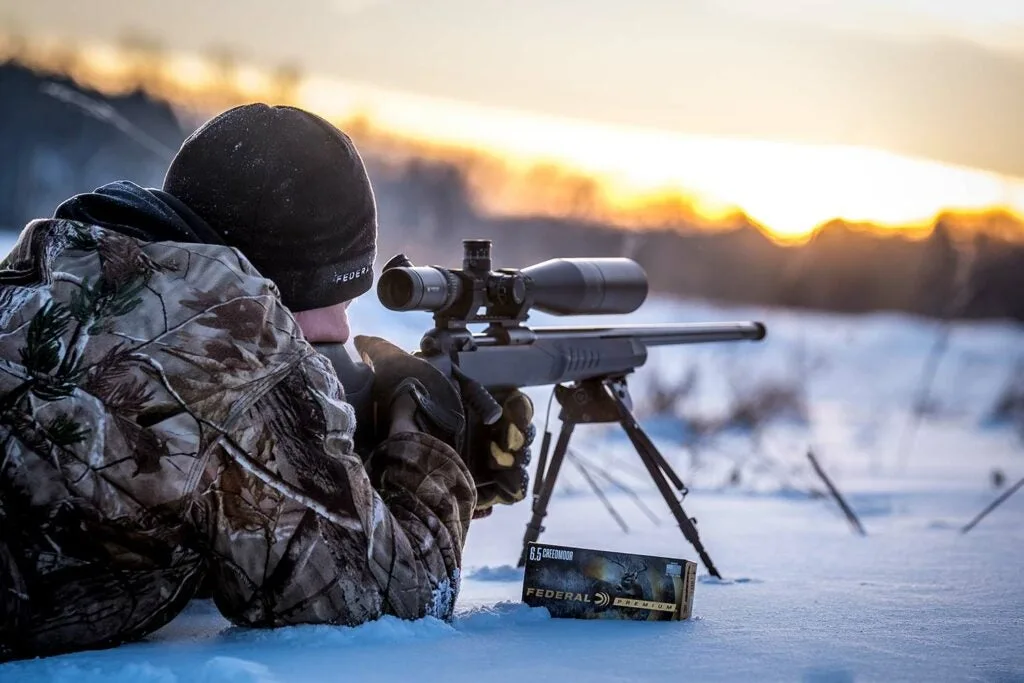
xmin=137 ymin=230 xmax=283 ymax=303
xmin=15 ymin=218 xmax=282 ymax=304
xmin=0 ymin=218 xmax=312 ymax=432
xmin=122 ymin=228 xmax=302 ymax=353
xmin=2 ymin=217 xmax=300 ymax=352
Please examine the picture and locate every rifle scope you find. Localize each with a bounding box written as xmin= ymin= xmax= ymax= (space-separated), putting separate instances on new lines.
xmin=377 ymin=240 xmax=649 ymax=316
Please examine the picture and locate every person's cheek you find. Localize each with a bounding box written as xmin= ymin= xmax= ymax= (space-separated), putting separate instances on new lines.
xmin=335 ymin=305 xmax=351 ymax=343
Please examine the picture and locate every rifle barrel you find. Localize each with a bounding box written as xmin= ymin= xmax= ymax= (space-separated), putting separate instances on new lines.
xmin=471 ymin=321 xmax=766 ymax=346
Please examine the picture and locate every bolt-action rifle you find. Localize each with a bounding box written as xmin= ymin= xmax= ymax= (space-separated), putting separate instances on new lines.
xmin=318 ymin=239 xmax=766 ymax=577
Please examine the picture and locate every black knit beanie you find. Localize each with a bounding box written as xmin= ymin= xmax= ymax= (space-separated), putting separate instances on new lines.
xmin=163 ymin=103 xmax=377 ymax=311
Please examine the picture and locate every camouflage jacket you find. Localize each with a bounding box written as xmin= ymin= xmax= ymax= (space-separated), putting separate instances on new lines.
xmin=0 ymin=219 xmax=476 ymax=661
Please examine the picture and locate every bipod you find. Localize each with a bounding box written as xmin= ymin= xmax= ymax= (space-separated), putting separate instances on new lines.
xmin=517 ymin=375 xmax=722 ymax=578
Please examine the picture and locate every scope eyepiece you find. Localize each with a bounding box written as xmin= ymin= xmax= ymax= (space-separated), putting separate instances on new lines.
xmin=377 ymin=266 xmax=462 ymax=311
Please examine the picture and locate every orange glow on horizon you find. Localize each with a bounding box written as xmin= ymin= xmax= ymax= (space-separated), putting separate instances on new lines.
xmin=6 ymin=37 xmax=1024 ymax=246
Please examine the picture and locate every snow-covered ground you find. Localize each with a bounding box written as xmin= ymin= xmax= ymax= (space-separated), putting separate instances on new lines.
xmin=2 ymin=231 xmax=1023 ymax=682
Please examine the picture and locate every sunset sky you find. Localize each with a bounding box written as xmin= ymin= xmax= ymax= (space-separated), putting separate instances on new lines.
xmin=4 ymin=0 xmax=1024 ymax=240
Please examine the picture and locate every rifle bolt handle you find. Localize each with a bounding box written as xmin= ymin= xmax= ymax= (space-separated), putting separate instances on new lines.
xmin=453 ymin=367 xmax=503 ymax=425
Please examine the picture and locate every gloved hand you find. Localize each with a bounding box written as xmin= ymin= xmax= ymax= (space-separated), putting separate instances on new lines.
xmin=352 ymin=335 xmax=465 ymax=452
xmin=352 ymin=335 xmax=535 ymax=518
xmin=464 ymin=389 xmax=536 ymax=518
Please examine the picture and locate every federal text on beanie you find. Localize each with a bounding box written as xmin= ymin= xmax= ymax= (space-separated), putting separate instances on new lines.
xmin=162 ymin=103 xmax=377 ymax=311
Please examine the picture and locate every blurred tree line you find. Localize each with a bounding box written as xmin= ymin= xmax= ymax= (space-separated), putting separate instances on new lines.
xmin=2 ymin=60 xmax=1023 ymax=323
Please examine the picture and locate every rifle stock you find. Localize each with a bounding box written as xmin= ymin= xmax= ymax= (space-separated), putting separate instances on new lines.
xmin=319 ymin=321 xmax=765 ymax=416
xmin=422 ymin=321 xmax=766 ymax=390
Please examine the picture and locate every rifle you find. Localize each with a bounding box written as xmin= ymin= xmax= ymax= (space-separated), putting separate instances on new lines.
xmin=317 ymin=239 xmax=766 ymax=577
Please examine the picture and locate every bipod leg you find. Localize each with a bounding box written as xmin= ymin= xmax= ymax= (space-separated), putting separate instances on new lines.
xmin=532 ymin=430 xmax=553 ymax=496
xmin=518 ymin=419 xmax=575 ymax=566
xmin=611 ymin=392 xmax=723 ymax=578
xmin=624 ymin=415 xmax=689 ymax=492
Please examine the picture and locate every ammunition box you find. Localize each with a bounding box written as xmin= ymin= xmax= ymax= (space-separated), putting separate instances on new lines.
xmin=521 ymin=542 xmax=697 ymax=621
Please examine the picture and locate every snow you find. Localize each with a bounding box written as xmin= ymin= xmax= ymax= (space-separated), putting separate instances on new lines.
xmin=465 ymin=565 xmax=525 ymax=582
xmin=1 ymin=230 xmax=1023 ymax=681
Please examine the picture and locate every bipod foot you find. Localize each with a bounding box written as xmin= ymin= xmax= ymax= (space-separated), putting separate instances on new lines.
xmin=608 ymin=384 xmax=723 ymax=579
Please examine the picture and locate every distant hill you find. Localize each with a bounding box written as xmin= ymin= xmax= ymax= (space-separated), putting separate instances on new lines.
xmin=0 ymin=61 xmax=185 ymax=230
xmin=2 ymin=60 xmax=1022 ymax=323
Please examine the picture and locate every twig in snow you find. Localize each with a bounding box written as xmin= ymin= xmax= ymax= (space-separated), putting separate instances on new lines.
xmin=570 ymin=450 xmax=661 ymax=526
xmin=894 ymin=235 xmax=978 ymax=473
xmin=806 ymin=449 xmax=867 ymax=536
xmin=567 ymin=449 xmax=629 ymax=534
xmin=960 ymin=475 xmax=1024 ymax=534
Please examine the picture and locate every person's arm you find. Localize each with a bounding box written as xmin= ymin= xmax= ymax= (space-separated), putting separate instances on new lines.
xmin=200 ymin=349 xmax=476 ymax=626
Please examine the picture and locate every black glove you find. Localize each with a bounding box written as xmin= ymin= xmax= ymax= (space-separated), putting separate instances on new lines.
xmin=352 ymin=335 xmax=466 ymax=452
xmin=464 ymin=389 xmax=536 ymax=518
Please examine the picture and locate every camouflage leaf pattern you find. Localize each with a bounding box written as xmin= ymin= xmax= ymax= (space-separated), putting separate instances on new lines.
xmin=0 ymin=219 xmax=475 ymax=662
